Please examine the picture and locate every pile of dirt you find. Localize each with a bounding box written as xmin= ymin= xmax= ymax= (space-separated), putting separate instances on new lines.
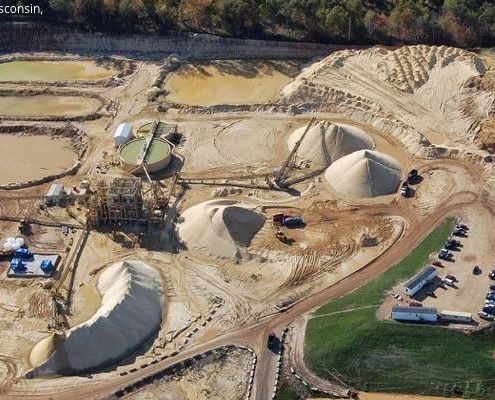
xmin=325 ymin=150 xmax=402 ymax=198
xmin=279 ymin=45 xmax=491 ymax=150
xmin=177 ymin=199 xmax=265 ymax=258
xmin=28 ymin=260 xmax=164 ymax=376
xmin=287 ymin=121 xmax=374 ymax=166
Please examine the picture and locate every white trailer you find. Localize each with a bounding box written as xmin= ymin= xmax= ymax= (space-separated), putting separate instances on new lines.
xmin=391 ymin=306 xmax=438 ymax=322
xmin=404 ymin=265 xmax=438 ymax=296
xmin=440 ymin=310 xmax=472 ymax=322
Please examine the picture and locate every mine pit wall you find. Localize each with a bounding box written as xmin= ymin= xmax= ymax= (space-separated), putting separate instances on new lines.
xmin=0 ymin=23 xmax=339 ymax=59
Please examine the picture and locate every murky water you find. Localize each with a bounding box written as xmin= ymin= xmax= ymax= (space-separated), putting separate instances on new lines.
xmin=164 ymin=60 xmax=299 ymax=106
xmin=0 ymin=60 xmax=115 ymax=82
xmin=0 ymin=95 xmax=102 ymax=117
xmin=0 ymin=134 xmax=76 ymax=184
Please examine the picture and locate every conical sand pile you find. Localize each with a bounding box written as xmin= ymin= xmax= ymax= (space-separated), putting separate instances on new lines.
xmin=325 ymin=150 xmax=402 ymax=198
xmin=28 ymin=260 xmax=164 ymax=376
xmin=177 ymin=199 xmax=265 ymax=258
xmin=287 ymin=121 xmax=374 ymax=166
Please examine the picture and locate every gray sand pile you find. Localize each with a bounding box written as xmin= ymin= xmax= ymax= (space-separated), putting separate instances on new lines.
xmin=325 ymin=150 xmax=402 ymax=198
xmin=177 ymin=199 xmax=265 ymax=258
xmin=28 ymin=260 xmax=163 ymax=376
xmin=287 ymin=121 xmax=374 ymax=166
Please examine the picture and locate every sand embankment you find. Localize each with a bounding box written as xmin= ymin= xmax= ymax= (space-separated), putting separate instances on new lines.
xmin=28 ymin=260 xmax=164 ymax=376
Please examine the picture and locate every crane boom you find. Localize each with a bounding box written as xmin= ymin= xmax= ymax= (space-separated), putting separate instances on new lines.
xmin=274 ymin=115 xmax=317 ymax=187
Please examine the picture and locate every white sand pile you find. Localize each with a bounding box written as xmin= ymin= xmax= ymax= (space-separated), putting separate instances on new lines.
xmin=325 ymin=150 xmax=402 ymax=198
xmin=280 ymin=45 xmax=490 ymax=151
xmin=28 ymin=260 xmax=163 ymax=376
xmin=287 ymin=121 xmax=374 ymax=166
xmin=177 ymin=199 xmax=265 ymax=258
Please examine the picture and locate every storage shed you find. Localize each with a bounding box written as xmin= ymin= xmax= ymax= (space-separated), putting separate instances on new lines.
xmin=404 ymin=265 xmax=437 ymax=296
xmin=440 ymin=310 xmax=472 ymax=322
xmin=45 ymin=184 xmax=65 ymax=206
xmin=392 ymin=306 xmax=438 ymax=322
xmin=114 ymin=123 xmax=133 ymax=148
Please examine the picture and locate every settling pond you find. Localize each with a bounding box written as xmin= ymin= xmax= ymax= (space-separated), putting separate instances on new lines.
xmin=0 ymin=134 xmax=76 ymax=185
xmin=0 ymin=60 xmax=116 ymax=82
xmin=0 ymin=95 xmax=102 ymax=118
xmin=164 ymin=60 xmax=299 ymax=106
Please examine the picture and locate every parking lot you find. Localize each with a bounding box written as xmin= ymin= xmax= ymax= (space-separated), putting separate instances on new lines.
xmin=390 ymin=207 xmax=495 ymax=327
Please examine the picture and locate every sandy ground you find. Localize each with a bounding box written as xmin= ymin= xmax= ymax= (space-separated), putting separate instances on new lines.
xmin=125 ymin=349 xmax=251 ymax=400
xmin=0 ymin=61 xmax=115 ymax=82
xmin=0 ymin=134 xmax=76 ymax=184
xmin=0 ymin=96 xmax=102 ymax=118
xmin=0 ymin=48 xmax=494 ymax=400
xmin=164 ymin=60 xmax=299 ymax=106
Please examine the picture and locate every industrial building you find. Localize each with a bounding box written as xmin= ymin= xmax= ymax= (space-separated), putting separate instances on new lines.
xmin=45 ymin=184 xmax=65 ymax=206
xmin=404 ymin=265 xmax=438 ymax=296
xmin=114 ymin=123 xmax=133 ymax=148
xmin=440 ymin=310 xmax=472 ymax=322
xmin=391 ymin=306 xmax=438 ymax=322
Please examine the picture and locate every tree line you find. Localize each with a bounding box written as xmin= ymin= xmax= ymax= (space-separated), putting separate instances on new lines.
xmin=3 ymin=0 xmax=495 ymax=47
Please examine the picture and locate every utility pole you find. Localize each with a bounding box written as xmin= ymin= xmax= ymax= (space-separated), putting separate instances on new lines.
xmin=348 ymin=16 xmax=352 ymax=41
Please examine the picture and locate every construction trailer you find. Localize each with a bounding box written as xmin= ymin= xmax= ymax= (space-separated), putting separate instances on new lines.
xmin=391 ymin=305 xmax=438 ymax=322
xmin=404 ymin=265 xmax=438 ymax=296
xmin=440 ymin=310 xmax=472 ymax=322
xmin=114 ymin=123 xmax=133 ymax=148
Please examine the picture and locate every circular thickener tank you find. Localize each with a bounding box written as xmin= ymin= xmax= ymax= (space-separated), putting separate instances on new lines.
xmin=119 ymin=137 xmax=172 ymax=173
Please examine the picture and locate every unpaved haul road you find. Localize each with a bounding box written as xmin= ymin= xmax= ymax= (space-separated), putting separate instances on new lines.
xmin=1 ymin=160 xmax=482 ymax=400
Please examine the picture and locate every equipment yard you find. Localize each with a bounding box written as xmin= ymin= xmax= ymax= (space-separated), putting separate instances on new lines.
xmin=1 ymin=39 xmax=495 ymax=400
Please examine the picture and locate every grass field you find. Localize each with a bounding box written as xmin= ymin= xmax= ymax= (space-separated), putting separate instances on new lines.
xmin=305 ymin=218 xmax=495 ymax=399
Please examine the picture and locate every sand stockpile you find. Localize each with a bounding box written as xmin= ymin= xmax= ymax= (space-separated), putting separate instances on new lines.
xmin=325 ymin=150 xmax=402 ymax=198
xmin=177 ymin=199 xmax=265 ymax=258
xmin=28 ymin=260 xmax=163 ymax=376
xmin=287 ymin=121 xmax=374 ymax=166
xmin=280 ymin=45 xmax=491 ymax=150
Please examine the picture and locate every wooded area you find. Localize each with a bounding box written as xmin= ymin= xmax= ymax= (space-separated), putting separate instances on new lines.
xmin=3 ymin=0 xmax=495 ymax=47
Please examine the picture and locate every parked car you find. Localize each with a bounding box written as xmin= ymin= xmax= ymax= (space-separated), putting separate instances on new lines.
xmin=490 ymin=271 xmax=495 ymax=280
xmin=482 ymin=306 xmax=495 ymax=313
xmin=489 ymin=284 xmax=495 ymax=291
xmin=445 ymin=274 xmax=457 ymax=282
xmin=432 ymin=261 xmax=443 ymax=267
xmin=442 ymin=277 xmax=456 ymax=287
xmin=456 ymin=224 xmax=469 ymax=231
xmin=473 ymin=265 xmax=482 ymax=275
xmin=439 ymin=249 xmax=452 ymax=260
xmin=486 ymin=293 xmax=495 ymax=300
xmin=453 ymin=228 xmax=466 ymax=236
xmin=400 ymin=186 xmax=409 ymax=197
xmin=479 ymin=311 xmax=494 ymax=320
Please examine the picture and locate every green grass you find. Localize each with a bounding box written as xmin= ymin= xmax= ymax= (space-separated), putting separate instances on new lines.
xmin=305 ymin=218 xmax=495 ymax=399
xmin=276 ymin=381 xmax=301 ymax=400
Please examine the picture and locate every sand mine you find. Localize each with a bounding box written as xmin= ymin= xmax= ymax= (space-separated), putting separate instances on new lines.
xmin=1 ymin=36 xmax=495 ymax=400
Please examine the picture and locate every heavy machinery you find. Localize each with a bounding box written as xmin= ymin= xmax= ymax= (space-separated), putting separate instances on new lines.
xmin=273 ymin=116 xmax=317 ymax=188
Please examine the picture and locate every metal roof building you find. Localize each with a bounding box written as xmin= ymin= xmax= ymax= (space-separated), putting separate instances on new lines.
xmin=392 ymin=305 xmax=438 ymax=322
xmin=404 ymin=265 xmax=437 ymax=296
xmin=114 ymin=123 xmax=133 ymax=148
